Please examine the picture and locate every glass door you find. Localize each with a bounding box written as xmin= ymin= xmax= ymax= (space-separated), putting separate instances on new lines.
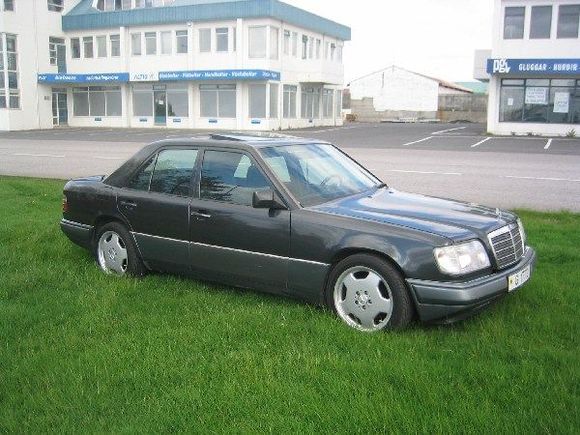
xmin=154 ymin=91 xmax=167 ymax=125
xmin=52 ymin=88 xmax=68 ymax=126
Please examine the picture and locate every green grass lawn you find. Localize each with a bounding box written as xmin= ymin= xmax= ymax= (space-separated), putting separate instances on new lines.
xmin=0 ymin=176 xmax=579 ymax=433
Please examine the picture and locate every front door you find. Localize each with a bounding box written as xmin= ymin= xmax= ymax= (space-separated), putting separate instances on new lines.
xmin=189 ymin=149 xmax=291 ymax=292
xmin=52 ymin=88 xmax=68 ymax=126
xmin=117 ymin=148 xmax=199 ymax=271
xmin=154 ymin=91 xmax=167 ymax=125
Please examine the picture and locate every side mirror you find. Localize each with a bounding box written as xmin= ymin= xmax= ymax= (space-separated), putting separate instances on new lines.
xmin=252 ymin=188 xmax=286 ymax=210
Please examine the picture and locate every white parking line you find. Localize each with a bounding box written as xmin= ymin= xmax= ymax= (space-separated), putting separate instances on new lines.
xmin=13 ymin=153 xmax=65 ymax=158
xmin=544 ymin=139 xmax=553 ymax=150
xmin=386 ymin=169 xmax=462 ymax=176
xmin=502 ymin=175 xmax=580 ymax=183
xmin=470 ymin=137 xmax=491 ymax=148
xmin=432 ymin=127 xmax=466 ymax=135
xmin=402 ymin=136 xmax=433 ymax=146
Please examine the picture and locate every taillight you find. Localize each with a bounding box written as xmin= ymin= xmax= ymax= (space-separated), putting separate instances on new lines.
xmin=62 ymin=196 xmax=69 ymax=213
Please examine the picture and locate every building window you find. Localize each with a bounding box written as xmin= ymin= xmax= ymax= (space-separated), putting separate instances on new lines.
xmin=96 ymin=35 xmax=107 ymax=57
xmin=249 ymin=84 xmax=267 ymax=118
xmin=73 ymin=86 xmax=122 ymax=117
xmin=199 ymin=28 xmax=211 ymax=52
xmin=145 ymin=32 xmax=156 ymax=55
xmin=504 ymin=6 xmax=525 ymax=39
xmin=270 ymin=27 xmax=279 ymax=60
xmin=131 ymin=33 xmax=141 ymax=55
xmin=557 ymin=5 xmax=580 ymax=38
xmin=49 ymin=37 xmax=65 ymax=65
xmin=330 ymin=43 xmax=336 ymax=61
xmin=315 ymin=38 xmax=321 ymax=59
xmin=249 ymin=26 xmax=266 ymax=58
xmin=83 ymin=36 xmax=94 ymax=58
xmin=110 ymin=34 xmax=120 ymax=57
xmin=0 ymin=33 xmax=19 ymax=109
xmin=325 ymin=41 xmax=330 ymax=59
xmin=337 ymin=45 xmax=343 ymax=62
xmin=71 ymin=38 xmax=80 ymax=59
xmin=301 ymin=35 xmax=308 ymax=59
xmin=200 ymin=84 xmax=236 ymax=118
xmin=301 ymin=86 xmax=320 ymax=119
xmin=291 ymin=31 xmax=298 ymax=57
xmin=530 ymin=6 xmax=552 ymax=39
xmin=160 ymin=31 xmax=171 ymax=54
xmin=176 ymin=30 xmax=188 ymax=54
xmin=216 ymin=27 xmax=229 ymax=52
xmin=283 ymin=30 xmax=290 ymax=55
xmin=308 ymin=37 xmax=314 ymax=59
xmin=283 ymin=85 xmax=297 ymax=119
xmin=335 ymin=89 xmax=342 ymax=117
xmin=47 ymin=0 xmax=63 ymax=12
xmin=269 ymin=83 xmax=279 ymax=119
xmin=322 ymin=89 xmax=334 ymax=118
xmin=3 ymin=0 xmax=14 ymax=11
xmin=499 ymin=78 xmax=580 ymax=124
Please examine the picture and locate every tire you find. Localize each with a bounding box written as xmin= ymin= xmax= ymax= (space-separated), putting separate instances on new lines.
xmin=325 ymin=253 xmax=414 ymax=332
xmin=94 ymin=222 xmax=146 ymax=277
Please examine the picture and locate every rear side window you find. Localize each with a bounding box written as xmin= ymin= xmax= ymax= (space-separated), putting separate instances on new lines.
xmin=149 ymin=149 xmax=198 ymax=196
xmin=200 ymin=150 xmax=270 ymax=206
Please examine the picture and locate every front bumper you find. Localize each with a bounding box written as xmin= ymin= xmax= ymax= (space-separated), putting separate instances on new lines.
xmin=60 ymin=218 xmax=93 ymax=250
xmin=407 ymin=247 xmax=536 ymax=323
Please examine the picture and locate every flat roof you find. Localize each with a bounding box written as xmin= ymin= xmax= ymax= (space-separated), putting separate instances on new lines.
xmin=63 ymin=0 xmax=351 ymax=41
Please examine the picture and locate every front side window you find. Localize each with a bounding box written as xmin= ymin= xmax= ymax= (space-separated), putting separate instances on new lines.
xmin=259 ymin=144 xmax=379 ymax=207
xmin=145 ymin=32 xmax=156 ymax=55
xmin=200 ymin=151 xmax=270 ymax=206
xmin=110 ymin=34 xmax=120 ymax=57
xmin=557 ymin=4 xmax=580 ymax=38
xmin=176 ymin=30 xmax=188 ymax=53
xmin=200 ymin=84 xmax=236 ymax=118
xmin=47 ymin=0 xmax=63 ymax=12
xmin=160 ymin=31 xmax=171 ymax=54
xmin=248 ymin=84 xmax=267 ymax=118
xmin=199 ymin=28 xmax=211 ymax=52
xmin=150 ymin=149 xmax=198 ymax=196
xmin=131 ymin=33 xmax=141 ymax=55
xmin=96 ymin=35 xmax=107 ymax=57
xmin=530 ymin=5 xmax=552 ymax=39
xmin=216 ymin=27 xmax=229 ymax=52
xmin=71 ymin=38 xmax=81 ymax=58
xmin=249 ymin=26 xmax=266 ymax=58
xmin=83 ymin=36 xmax=94 ymax=58
xmin=504 ymin=6 xmax=525 ymax=39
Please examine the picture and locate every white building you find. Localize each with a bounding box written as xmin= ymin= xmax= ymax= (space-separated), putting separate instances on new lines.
xmin=348 ymin=66 xmax=472 ymax=121
xmin=0 ymin=0 xmax=350 ymax=131
xmin=477 ymin=0 xmax=580 ymax=136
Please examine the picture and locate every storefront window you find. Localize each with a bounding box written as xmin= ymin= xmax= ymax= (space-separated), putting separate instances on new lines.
xmin=283 ymin=85 xmax=297 ymax=119
xmin=167 ymin=85 xmax=188 ymax=117
xmin=200 ymin=84 xmax=236 ymax=118
xmin=322 ymin=89 xmax=334 ymax=118
xmin=133 ymin=85 xmax=153 ymax=116
xmin=249 ymin=84 xmax=267 ymax=118
xmin=269 ymin=83 xmax=279 ymax=119
xmin=301 ymin=86 xmax=320 ymax=119
xmin=499 ymin=78 xmax=580 ymax=124
xmin=73 ymin=86 xmax=122 ymax=117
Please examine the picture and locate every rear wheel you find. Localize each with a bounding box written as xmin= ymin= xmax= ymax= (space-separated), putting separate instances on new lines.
xmin=95 ymin=222 xmax=146 ymax=277
xmin=325 ymin=253 xmax=414 ymax=332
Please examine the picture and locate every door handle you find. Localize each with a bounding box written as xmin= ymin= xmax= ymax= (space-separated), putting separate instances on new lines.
xmin=191 ymin=210 xmax=211 ymax=219
xmin=119 ymin=200 xmax=138 ymax=209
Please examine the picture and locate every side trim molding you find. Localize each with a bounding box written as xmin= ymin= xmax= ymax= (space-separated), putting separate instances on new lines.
xmin=61 ymin=219 xmax=93 ymax=231
xmin=131 ymin=231 xmax=329 ymax=267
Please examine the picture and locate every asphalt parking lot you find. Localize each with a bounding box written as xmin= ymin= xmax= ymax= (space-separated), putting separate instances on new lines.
xmin=1 ymin=122 xmax=579 ymax=211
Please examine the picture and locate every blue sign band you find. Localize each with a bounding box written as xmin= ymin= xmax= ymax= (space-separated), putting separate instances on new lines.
xmin=487 ymin=58 xmax=580 ymax=75
xmin=38 ymin=69 xmax=281 ymax=83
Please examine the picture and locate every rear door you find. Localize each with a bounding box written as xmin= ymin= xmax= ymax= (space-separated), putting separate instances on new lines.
xmin=189 ymin=148 xmax=291 ymax=292
xmin=118 ymin=147 xmax=199 ymax=271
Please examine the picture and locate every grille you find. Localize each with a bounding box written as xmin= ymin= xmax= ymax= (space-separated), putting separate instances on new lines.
xmin=488 ymin=223 xmax=525 ymax=269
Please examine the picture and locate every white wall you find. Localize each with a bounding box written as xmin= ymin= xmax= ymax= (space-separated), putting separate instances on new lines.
xmin=349 ymin=67 xmax=439 ymax=112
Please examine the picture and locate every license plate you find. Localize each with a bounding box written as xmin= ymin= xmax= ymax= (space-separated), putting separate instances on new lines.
xmin=508 ymin=265 xmax=531 ymax=292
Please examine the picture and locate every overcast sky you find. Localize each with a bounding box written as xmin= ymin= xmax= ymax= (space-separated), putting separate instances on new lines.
xmin=285 ymin=0 xmax=493 ymax=84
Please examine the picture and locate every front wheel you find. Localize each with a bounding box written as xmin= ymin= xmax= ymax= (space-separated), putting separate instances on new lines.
xmin=325 ymin=254 xmax=414 ymax=332
xmin=95 ymin=222 xmax=146 ymax=277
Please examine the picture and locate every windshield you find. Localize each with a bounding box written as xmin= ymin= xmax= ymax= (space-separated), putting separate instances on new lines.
xmin=259 ymin=143 xmax=381 ymax=207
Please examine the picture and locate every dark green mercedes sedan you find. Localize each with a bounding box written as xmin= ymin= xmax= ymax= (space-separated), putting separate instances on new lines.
xmin=61 ymin=133 xmax=536 ymax=332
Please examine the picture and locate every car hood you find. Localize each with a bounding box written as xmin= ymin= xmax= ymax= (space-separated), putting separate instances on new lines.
xmin=310 ymin=188 xmax=516 ymax=241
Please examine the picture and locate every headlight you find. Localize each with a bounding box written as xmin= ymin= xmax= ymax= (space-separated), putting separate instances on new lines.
xmin=434 ymin=240 xmax=491 ymax=276
xmin=517 ymin=218 xmax=526 ymax=245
